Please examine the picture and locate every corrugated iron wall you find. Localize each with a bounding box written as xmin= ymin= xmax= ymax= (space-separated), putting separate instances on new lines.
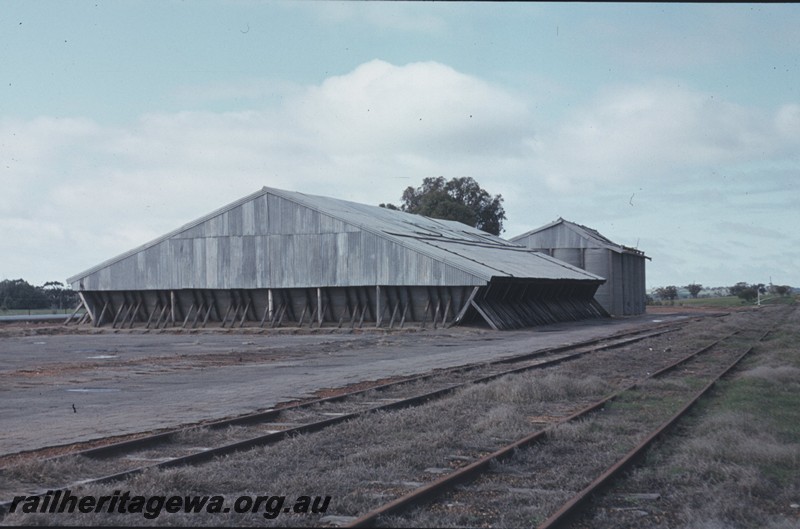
xmin=553 ymin=248 xmax=583 ymax=268
xmin=73 ymin=193 xmax=487 ymax=292
xmin=621 ymin=252 xmax=646 ymax=315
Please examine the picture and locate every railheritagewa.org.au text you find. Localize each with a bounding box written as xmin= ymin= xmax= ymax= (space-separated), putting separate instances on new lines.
xmin=9 ymin=489 xmax=331 ymax=520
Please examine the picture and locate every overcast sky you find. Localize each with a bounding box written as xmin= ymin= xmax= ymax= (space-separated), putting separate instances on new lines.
xmin=2 ymin=2 xmax=798 ymax=290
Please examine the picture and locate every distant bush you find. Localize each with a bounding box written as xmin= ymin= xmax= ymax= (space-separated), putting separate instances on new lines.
xmin=0 ymin=279 xmax=49 ymax=310
xmin=0 ymin=278 xmax=79 ymax=310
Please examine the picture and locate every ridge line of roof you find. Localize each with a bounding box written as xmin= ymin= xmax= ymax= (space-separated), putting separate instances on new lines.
xmin=510 ymin=217 xmax=649 ymax=258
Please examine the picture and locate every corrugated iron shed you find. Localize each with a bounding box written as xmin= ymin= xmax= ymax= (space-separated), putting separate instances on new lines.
xmin=68 ymin=189 xmax=608 ymax=330
xmin=510 ymin=218 xmax=649 ymax=316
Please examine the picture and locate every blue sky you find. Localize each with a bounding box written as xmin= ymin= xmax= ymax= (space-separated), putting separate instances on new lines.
xmin=2 ymin=1 xmax=799 ymax=290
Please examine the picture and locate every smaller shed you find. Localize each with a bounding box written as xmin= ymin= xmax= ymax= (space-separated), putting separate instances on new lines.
xmin=510 ymin=218 xmax=650 ymax=316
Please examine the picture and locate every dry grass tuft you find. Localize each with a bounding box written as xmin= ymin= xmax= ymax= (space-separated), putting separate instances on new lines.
xmin=459 ymin=372 xmax=609 ymax=406
xmin=0 ymin=455 xmax=129 ymax=498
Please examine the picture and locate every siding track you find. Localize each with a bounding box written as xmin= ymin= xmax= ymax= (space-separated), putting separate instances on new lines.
xmin=0 ymin=320 xmax=686 ymax=516
xmin=345 ymin=325 xmax=774 ymax=528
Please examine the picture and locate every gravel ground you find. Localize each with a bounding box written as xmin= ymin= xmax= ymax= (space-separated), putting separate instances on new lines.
xmin=3 ymin=306 xmax=788 ymax=528
xmin=0 ymin=311 xmax=696 ymax=456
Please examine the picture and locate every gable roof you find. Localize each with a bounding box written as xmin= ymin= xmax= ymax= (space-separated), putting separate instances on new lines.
xmin=510 ymin=217 xmax=649 ymax=259
xmin=68 ymin=188 xmax=604 ymax=289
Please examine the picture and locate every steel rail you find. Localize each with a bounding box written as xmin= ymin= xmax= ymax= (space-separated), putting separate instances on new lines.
xmin=536 ymin=327 xmax=773 ymax=529
xmin=344 ymin=328 xmax=748 ymax=528
xmin=12 ymin=321 xmax=686 ymax=461
xmin=82 ymin=326 xmax=676 ymax=472
xmin=0 ymin=323 xmax=685 ymax=515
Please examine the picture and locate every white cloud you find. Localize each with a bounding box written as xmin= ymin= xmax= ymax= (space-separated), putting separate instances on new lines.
xmin=0 ymin=116 xmax=107 ymax=214
xmin=1 ymin=60 xmax=535 ymax=284
xmin=285 ymin=60 xmax=533 ymax=158
xmin=528 ymin=82 xmax=800 ymax=193
xmin=775 ymin=103 xmax=800 ymax=139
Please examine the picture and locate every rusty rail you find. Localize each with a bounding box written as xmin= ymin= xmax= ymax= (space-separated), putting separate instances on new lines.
xmin=0 ymin=321 xmax=685 ymax=517
xmin=346 ymin=328 xmax=754 ymax=528
xmin=536 ymin=328 xmax=773 ymax=529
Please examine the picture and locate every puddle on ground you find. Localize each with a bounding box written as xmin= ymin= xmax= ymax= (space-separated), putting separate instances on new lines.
xmin=86 ymin=355 xmax=117 ymax=359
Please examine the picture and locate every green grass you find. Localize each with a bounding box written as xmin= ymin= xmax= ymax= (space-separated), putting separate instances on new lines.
xmin=680 ymin=296 xmax=747 ymax=307
xmin=575 ymin=305 xmax=800 ymax=529
xmin=654 ymin=309 xmax=799 ymax=524
xmin=686 ymin=376 xmax=800 ymax=492
xmin=650 ymin=296 xmax=741 ymax=308
xmin=653 ymin=295 xmax=797 ymax=308
xmin=760 ymin=295 xmax=798 ymax=305
xmin=698 ymin=322 xmax=800 ymax=482
xmin=714 ymin=376 xmax=800 ymax=444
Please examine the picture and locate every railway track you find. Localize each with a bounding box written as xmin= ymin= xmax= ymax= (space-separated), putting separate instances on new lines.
xmin=343 ymin=325 xmax=774 ymax=528
xmin=0 ymin=319 xmax=688 ymax=516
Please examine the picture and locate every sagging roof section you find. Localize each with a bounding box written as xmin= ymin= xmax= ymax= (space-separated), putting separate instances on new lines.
xmin=265 ymin=188 xmax=603 ymax=282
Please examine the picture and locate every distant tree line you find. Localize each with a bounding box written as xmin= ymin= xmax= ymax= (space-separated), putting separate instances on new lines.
xmin=653 ymin=285 xmax=679 ymax=304
xmin=0 ymin=279 xmax=79 ymax=311
xmin=728 ymin=282 xmax=764 ymax=303
xmin=649 ymin=282 xmax=794 ymax=305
